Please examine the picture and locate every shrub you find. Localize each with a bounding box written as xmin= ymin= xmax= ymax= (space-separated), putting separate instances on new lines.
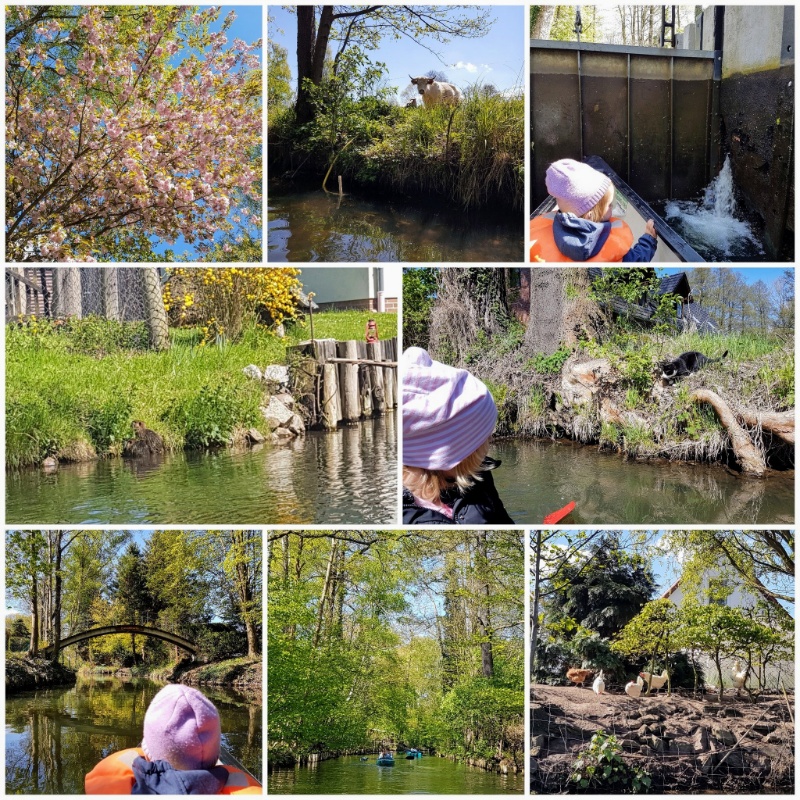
xmin=163 ymin=382 xmax=261 ymax=448
xmin=528 ymin=346 xmax=571 ymax=375
xmin=570 ymin=732 xmax=651 ymax=793
xmin=63 ymin=316 xmax=150 ymax=354
xmin=164 ymin=267 xmax=301 ymax=341
xmin=85 ymin=396 xmax=133 ymax=452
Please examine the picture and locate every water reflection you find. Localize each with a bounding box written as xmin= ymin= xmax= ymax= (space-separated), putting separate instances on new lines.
xmin=6 ymin=678 xmax=262 ymax=795
xmin=269 ymin=754 xmax=523 ymax=794
xmin=492 ymin=438 xmax=793 ymax=524
xmin=6 ymin=415 xmax=397 ymax=525
xmin=267 ymin=187 xmax=523 ymax=263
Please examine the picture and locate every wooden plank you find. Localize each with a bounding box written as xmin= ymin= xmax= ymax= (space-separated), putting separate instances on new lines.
xmin=367 ymin=341 xmax=386 ymax=414
xmin=321 ymin=363 xmax=342 ymax=430
xmin=325 ymin=358 xmax=398 ymax=367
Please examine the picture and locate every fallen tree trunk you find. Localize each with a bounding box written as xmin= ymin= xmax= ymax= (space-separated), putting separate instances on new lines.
xmin=690 ymin=389 xmax=766 ymax=477
xmin=736 ymin=409 xmax=795 ymax=444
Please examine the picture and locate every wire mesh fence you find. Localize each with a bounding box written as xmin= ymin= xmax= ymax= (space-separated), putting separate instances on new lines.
xmin=5 ymin=266 xmax=159 ymax=321
xmin=5 ymin=266 xmax=169 ymax=349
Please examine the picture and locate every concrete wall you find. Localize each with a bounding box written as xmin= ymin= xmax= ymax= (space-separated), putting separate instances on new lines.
xmin=298 ymin=267 xmax=399 ymax=311
xmin=679 ymin=6 xmax=794 ymax=257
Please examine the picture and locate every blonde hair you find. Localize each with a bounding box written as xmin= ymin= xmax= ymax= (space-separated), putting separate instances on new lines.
xmin=581 ymin=183 xmax=614 ymax=223
xmin=403 ymin=439 xmax=491 ymax=503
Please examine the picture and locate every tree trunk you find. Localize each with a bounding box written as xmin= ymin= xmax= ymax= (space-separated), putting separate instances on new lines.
xmin=312 ymin=537 xmax=338 ymax=648
xmin=102 ymin=268 xmax=120 ymax=321
xmin=52 ymin=267 xmax=82 ymax=318
xmin=295 ymin=6 xmax=335 ymax=126
xmin=475 ymin=532 xmax=495 ymax=679
xmin=28 ymin=542 xmax=39 ymax=657
xmin=525 ymin=268 xmax=597 ymax=356
xmin=231 ymin=531 xmax=258 ymax=658
xmin=142 ymin=267 xmax=169 ymax=351
xmin=531 ymin=532 xmax=542 ymax=679
xmin=50 ymin=532 xmax=62 ymax=664
xmin=531 ymin=6 xmax=556 ymax=39
xmin=736 ymin=408 xmax=795 ymax=444
xmin=690 ymin=389 xmax=767 ymax=475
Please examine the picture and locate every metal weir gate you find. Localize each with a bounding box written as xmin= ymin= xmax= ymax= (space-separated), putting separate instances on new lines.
xmin=531 ymin=40 xmax=721 ymax=206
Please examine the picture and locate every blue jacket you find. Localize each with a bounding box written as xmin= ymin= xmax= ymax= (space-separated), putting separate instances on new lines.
xmin=132 ymin=757 xmax=230 ymax=795
xmin=553 ymin=212 xmax=657 ymax=262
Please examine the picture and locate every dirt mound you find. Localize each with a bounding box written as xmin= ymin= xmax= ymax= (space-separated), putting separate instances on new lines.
xmin=532 ymin=684 xmax=794 ymax=793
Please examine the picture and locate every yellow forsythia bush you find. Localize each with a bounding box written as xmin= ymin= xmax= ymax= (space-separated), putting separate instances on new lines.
xmin=164 ymin=267 xmax=301 ymax=342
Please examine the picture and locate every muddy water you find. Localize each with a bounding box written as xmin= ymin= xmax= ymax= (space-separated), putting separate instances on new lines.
xmin=6 ymin=416 xmax=396 ymax=525
xmin=5 ymin=677 xmax=261 ymax=795
xmin=490 ymin=439 xmax=793 ymax=524
xmin=269 ymin=754 xmax=523 ymax=794
xmin=267 ymin=187 xmax=523 ymax=262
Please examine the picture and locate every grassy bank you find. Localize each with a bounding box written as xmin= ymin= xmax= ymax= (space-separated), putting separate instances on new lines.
xmin=270 ymin=86 xmax=524 ymax=212
xmin=6 ymin=311 xmax=396 ymax=468
xmin=173 ymin=657 xmax=261 ymax=689
xmin=467 ymin=328 xmax=793 ymax=467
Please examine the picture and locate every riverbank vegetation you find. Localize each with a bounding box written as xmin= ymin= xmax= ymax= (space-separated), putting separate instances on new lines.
xmin=268 ymin=7 xmax=523 ymax=213
xmin=6 ymin=266 xmax=396 ymax=468
xmin=531 ymin=530 xmax=795 ymax=793
xmin=405 ymin=267 xmax=794 ymax=473
xmin=268 ymin=532 xmax=524 ymax=775
xmin=5 ymin=530 xmax=262 ymax=690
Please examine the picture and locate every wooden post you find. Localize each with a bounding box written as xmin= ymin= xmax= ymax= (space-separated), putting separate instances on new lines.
xmin=337 ymin=340 xmax=361 ymax=422
xmin=321 ymin=363 xmax=342 ymax=431
xmin=357 ymin=339 xmax=374 ymax=418
xmin=367 ymin=341 xmax=386 ymax=414
xmin=338 ymin=175 xmax=343 ymax=196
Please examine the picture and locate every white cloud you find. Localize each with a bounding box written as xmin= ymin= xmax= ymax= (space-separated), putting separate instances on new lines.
xmin=451 ymin=61 xmax=492 ymax=74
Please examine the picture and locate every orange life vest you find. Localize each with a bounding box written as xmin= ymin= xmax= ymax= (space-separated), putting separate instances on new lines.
xmin=85 ymin=747 xmax=262 ymax=795
xmin=529 ymin=213 xmax=634 ymax=263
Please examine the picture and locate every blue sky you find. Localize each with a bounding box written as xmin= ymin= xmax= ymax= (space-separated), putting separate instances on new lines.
xmin=269 ymin=5 xmax=526 ymax=100
xmin=153 ymin=5 xmax=262 ymax=260
xmin=659 ymin=266 xmax=791 ymax=287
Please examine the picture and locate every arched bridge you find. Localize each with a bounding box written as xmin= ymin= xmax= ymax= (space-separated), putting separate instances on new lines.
xmin=41 ymin=625 xmax=197 ymax=658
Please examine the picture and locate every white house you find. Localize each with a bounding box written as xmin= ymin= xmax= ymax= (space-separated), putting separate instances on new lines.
xmin=660 ymin=571 xmax=794 ymax=691
xmin=298 ymin=267 xmax=399 ymax=312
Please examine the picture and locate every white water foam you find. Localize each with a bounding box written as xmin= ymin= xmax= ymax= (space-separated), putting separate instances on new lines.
xmin=664 ymin=157 xmax=764 ymax=259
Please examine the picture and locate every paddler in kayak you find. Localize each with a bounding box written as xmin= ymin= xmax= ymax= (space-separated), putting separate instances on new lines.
xmin=530 ymin=158 xmax=658 ymax=263
xmin=85 ymin=684 xmax=261 ymax=794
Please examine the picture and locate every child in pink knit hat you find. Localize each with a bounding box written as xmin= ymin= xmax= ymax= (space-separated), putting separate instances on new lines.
xmin=530 ymin=158 xmax=658 ymax=263
xmin=85 ymin=684 xmax=262 ymax=794
xmin=402 ymin=347 xmax=513 ymax=524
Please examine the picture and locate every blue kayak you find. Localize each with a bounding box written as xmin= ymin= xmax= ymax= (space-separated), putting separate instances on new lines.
xmin=376 ymin=757 xmax=395 ymax=766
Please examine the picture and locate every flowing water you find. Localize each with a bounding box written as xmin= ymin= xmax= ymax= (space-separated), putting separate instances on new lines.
xmin=490 ymin=439 xmax=793 ymax=525
xmin=6 ymin=416 xmax=396 ymax=525
xmin=5 ymin=677 xmax=262 ymax=795
xmin=659 ymin=157 xmax=766 ymax=261
xmin=268 ymin=187 xmax=523 ymax=262
xmin=269 ymin=754 xmax=523 ymax=794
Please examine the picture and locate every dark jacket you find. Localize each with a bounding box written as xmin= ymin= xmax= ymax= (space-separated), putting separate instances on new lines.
xmin=553 ymin=212 xmax=657 ymax=262
xmin=403 ymin=458 xmax=514 ymax=525
xmin=132 ymin=757 xmax=230 ymax=795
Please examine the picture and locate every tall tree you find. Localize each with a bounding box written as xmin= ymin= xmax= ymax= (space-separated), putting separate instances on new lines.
xmin=114 ymin=542 xmax=158 ymax=663
xmin=293 ymin=6 xmax=491 ymax=125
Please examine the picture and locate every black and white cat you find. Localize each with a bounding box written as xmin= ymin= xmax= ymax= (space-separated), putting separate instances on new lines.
xmin=661 ymin=350 xmax=728 ymax=381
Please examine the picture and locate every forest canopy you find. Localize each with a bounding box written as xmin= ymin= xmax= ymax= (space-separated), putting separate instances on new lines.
xmin=267 ymin=531 xmax=524 ymax=769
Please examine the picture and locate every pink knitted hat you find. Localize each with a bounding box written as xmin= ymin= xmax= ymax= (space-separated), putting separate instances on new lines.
xmin=545 ymin=159 xmax=611 ymax=217
xmin=402 ymin=347 xmax=497 ymax=471
xmin=142 ymin=684 xmax=221 ymax=771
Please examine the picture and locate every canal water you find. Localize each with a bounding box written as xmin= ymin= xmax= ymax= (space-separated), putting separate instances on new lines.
xmin=491 ymin=439 xmax=794 ymax=524
xmin=6 ymin=416 xmax=396 ymax=525
xmin=5 ymin=677 xmax=262 ymax=795
xmin=268 ymin=187 xmax=523 ymax=262
xmin=269 ymin=754 xmax=523 ymax=794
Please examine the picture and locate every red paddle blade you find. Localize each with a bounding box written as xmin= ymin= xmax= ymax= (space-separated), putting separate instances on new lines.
xmin=543 ymin=501 xmax=576 ymax=525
